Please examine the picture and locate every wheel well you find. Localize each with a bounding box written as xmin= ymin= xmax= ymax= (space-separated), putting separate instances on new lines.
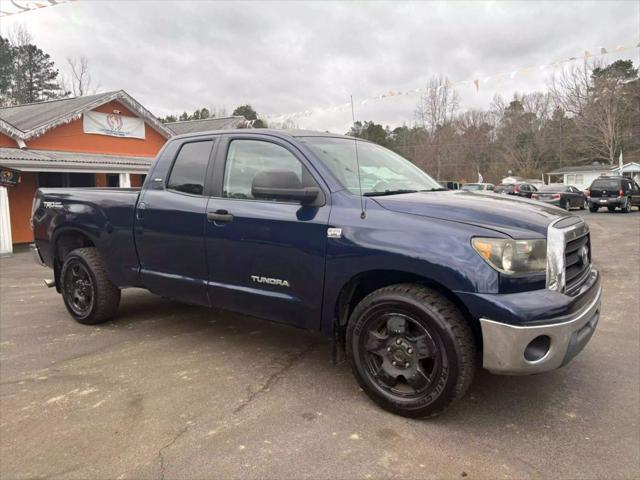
xmin=54 ymin=230 xmax=95 ymax=264
xmin=334 ymin=270 xmax=481 ymax=350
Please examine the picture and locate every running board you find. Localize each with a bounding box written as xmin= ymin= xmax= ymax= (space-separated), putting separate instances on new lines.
xmin=44 ymin=279 xmax=56 ymax=288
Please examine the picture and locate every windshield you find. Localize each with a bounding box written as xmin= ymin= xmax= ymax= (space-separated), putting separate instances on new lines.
xmin=538 ymin=184 xmax=569 ymax=192
xmin=301 ymin=137 xmax=442 ymax=195
xmin=462 ymin=184 xmax=482 ymax=191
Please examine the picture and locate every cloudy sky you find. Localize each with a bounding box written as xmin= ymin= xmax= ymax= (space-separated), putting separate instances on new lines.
xmin=1 ymin=0 xmax=638 ymax=132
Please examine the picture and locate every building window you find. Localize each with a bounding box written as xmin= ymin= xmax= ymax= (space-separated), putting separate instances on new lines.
xmin=575 ymin=174 xmax=584 ymax=185
xmin=566 ymin=174 xmax=576 ymax=185
xmin=107 ymin=174 xmax=119 ymax=187
xmin=37 ymin=172 xmax=65 ymax=187
xmin=68 ymin=173 xmax=95 ymax=187
xmin=38 ymin=173 xmax=95 ymax=188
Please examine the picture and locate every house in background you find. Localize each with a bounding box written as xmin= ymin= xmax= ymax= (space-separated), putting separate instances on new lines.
xmin=0 ymin=90 xmax=172 ymax=253
xmin=547 ymin=162 xmax=640 ymax=190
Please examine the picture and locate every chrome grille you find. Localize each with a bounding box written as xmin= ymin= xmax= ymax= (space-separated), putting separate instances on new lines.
xmin=546 ymin=216 xmax=591 ymax=294
xmin=564 ymin=230 xmax=590 ymax=295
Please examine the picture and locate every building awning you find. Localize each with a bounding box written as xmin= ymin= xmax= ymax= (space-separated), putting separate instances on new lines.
xmin=0 ymin=147 xmax=154 ymax=173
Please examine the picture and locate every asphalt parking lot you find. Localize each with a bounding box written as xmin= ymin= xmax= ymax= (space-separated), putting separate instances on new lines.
xmin=1 ymin=210 xmax=639 ymax=479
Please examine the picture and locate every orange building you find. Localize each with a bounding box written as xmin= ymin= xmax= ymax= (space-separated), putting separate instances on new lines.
xmin=0 ymin=91 xmax=172 ymax=252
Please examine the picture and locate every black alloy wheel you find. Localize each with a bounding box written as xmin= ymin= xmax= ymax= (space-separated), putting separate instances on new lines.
xmin=60 ymin=248 xmax=121 ymax=324
xmin=63 ymin=259 xmax=95 ymax=319
xmin=347 ymin=284 xmax=476 ymax=418
xmin=361 ymin=312 xmax=442 ymax=398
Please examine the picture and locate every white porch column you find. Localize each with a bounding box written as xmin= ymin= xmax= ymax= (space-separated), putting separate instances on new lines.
xmin=0 ymin=186 xmax=13 ymax=255
xmin=118 ymin=173 xmax=131 ymax=188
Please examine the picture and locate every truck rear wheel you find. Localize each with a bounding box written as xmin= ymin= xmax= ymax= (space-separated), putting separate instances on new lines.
xmin=60 ymin=247 xmax=121 ymax=325
xmin=346 ymin=284 xmax=476 ymax=418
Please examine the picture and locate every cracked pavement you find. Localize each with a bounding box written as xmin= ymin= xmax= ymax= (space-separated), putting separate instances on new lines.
xmin=1 ymin=210 xmax=639 ymax=479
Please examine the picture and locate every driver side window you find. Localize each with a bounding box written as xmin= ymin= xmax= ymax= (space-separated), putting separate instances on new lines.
xmin=223 ymin=139 xmax=305 ymax=200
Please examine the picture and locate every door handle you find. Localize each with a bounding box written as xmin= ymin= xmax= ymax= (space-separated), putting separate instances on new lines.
xmin=136 ymin=202 xmax=146 ymax=221
xmin=207 ymin=209 xmax=234 ymax=223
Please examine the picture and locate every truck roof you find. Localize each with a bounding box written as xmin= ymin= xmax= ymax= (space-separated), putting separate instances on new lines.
xmin=169 ymin=128 xmax=362 ymax=142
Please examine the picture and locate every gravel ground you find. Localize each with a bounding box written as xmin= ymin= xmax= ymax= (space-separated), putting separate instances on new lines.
xmin=1 ymin=210 xmax=639 ymax=480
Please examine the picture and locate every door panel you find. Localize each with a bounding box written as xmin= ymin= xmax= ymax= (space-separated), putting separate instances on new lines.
xmin=135 ymin=140 xmax=214 ymax=306
xmin=204 ymin=136 xmax=330 ymax=329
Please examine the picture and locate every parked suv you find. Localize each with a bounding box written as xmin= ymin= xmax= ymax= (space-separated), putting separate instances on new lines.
xmin=494 ymin=182 xmax=538 ymax=198
xmin=587 ymin=176 xmax=640 ymax=213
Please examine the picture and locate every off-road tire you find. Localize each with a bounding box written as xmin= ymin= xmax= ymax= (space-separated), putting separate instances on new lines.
xmin=589 ymin=204 xmax=599 ymax=213
xmin=346 ymin=283 xmax=476 ymax=418
xmin=608 ymin=206 xmax=616 ymax=212
xmin=60 ymin=247 xmax=121 ymax=325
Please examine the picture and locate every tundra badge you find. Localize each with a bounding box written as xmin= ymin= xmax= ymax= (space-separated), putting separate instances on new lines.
xmin=251 ymin=275 xmax=291 ymax=288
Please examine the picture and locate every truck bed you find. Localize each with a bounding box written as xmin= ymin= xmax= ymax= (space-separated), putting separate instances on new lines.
xmin=32 ymin=187 xmax=142 ymax=287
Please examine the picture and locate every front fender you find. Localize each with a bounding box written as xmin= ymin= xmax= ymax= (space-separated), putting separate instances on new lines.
xmin=320 ymin=196 xmax=502 ymax=335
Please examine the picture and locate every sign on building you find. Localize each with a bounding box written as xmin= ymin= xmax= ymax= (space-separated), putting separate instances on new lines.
xmin=83 ymin=111 xmax=146 ymax=139
xmin=0 ymin=167 xmax=20 ymax=187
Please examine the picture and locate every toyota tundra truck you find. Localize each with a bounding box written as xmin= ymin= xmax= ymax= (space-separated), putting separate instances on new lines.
xmin=30 ymin=129 xmax=601 ymax=417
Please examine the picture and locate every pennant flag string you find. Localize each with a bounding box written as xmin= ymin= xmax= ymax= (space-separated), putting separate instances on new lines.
xmin=0 ymin=0 xmax=76 ymax=17
xmin=264 ymin=41 xmax=639 ymax=122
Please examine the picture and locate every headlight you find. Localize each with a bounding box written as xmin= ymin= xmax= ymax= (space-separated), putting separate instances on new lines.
xmin=472 ymin=238 xmax=546 ymax=275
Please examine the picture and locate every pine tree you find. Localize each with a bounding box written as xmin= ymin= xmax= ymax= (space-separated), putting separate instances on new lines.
xmin=13 ymin=43 xmax=63 ymax=103
xmin=0 ymin=37 xmax=15 ymax=106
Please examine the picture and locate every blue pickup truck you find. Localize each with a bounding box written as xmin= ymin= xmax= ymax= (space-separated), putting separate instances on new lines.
xmin=31 ymin=129 xmax=601 ymax=417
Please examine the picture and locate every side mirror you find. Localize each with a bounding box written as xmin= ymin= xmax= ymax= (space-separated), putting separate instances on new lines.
xmin=252 ymin=170 xmax=320 ymax=205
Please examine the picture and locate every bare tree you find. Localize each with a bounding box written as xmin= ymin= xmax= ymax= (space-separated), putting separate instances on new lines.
xmin=413 ymin=76 xmax=460 ymax=178
xmin=414 ymin=76 xmax=459 ymax=132
xmin=549 ymin=60 xmax=637 ymax=164
xmin=7 ymin=23 xmax=32 ymax=48
xmin=492 ymin=92 xmax=556 ymax=178
xmin=65 ymin=56 xmax=99 ymax=96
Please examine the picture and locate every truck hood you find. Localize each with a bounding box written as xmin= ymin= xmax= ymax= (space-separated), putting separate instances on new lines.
xmin=372 ymin=191 xmax=569 ymax=238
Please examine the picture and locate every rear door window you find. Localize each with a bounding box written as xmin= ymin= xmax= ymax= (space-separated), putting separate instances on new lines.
xmin=167 ymin=141 xmax=213 ymax=195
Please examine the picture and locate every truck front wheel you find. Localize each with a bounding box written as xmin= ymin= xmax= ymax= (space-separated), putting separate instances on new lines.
xmin=346 ymin=284 xmax=476 ymax=418
xmin=60 ymin=247 xmax=121 ymax=325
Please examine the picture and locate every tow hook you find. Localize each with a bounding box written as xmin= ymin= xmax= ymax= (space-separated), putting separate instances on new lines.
xmin=44 ymin=279 xmax=56 ymax=288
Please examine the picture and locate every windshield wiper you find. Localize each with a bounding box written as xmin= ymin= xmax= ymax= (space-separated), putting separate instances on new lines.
xmin=363 ymin=189 xmax=419 ymax=197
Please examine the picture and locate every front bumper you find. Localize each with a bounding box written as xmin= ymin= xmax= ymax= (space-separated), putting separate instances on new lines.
xmin=479 ymin=285 xmax=601 ymax=374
